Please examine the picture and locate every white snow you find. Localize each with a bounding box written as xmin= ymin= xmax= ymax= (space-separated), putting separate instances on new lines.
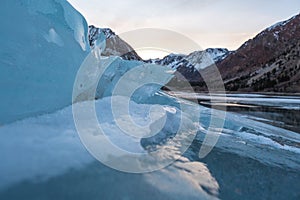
xmin=273 ymin=31 xmax=280 ymax=40
xmin=152 ymin=48 xmax=229 ymax=70
xmin=266 ymin=15 xmax=297 ymax=32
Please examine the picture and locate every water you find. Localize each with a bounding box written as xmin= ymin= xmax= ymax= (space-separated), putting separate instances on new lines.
xmin=169 ymin=92 xmax=300 ymax=133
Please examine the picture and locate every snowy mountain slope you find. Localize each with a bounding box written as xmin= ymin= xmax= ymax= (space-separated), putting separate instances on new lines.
xmin=88 ymin=25 xmax=229 ymax=70
xmin=88 ymin=25 xmax=142 ymax=61
xmin=144 ymin=48 xmax=231 ymax=84
xmin=0 ymin=0 xmax=90 ymax=124
xmin=145 ymin=48 xmax=231 ymax=85
xmin=146 ymin=48 xmax=231 ymax=70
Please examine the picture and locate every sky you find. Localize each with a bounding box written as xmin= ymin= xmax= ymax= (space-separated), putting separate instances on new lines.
xmin=68 ymin=0 xmax=300 ymax=59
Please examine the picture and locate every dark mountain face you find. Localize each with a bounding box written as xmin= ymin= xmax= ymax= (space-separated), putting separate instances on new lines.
xmin=88 ymin=25 xmax=142 ymax=61
xmin=218 ymin=14 xmax=300 ymax=80
xmin=185 ymin=15 xmax=300 ymax=92
xmin=194 ymin=13 xmax=300 ymax=93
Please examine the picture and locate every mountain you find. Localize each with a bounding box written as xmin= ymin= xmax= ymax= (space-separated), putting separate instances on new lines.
xmin=88 ymin=25 xmax=142 ymax=61
xmin=89 ymin=14 xmax=300 ymax=93
xmin=146 ymin=48 xmax=230 ymax=70
xmin=88 ymin=26 xmax=230 ymax=82
xmin=208 ymin=13 xmax=300 ymax=93
xmin=146 ymin=48 xmax=231 ymax=85
xmin=89 ymin=25 xmax=229 ymax=68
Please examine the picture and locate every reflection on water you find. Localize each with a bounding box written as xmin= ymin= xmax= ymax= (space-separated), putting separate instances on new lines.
xmin=169 ymin=92 xmax=300 ymax=133
xmin=225 ymin=105 xmax=300 ymax=133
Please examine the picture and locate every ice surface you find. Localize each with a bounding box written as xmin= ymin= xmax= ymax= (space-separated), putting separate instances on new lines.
xmin=73 ymin=48 xmax=175 ymax=103
xmin=0 ymin=96 xmax=220 ymax=200
xmin=0 ymin=0 xmax=90 ymax=124
xmin=1 ymin=94 xmax=299 ymax=194
xmin=44 ymin=28 xmax=64 ymax=46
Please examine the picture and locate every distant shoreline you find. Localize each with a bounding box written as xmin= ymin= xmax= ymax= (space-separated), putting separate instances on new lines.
xmin=162 ymin=87 xmax=300 ymax=97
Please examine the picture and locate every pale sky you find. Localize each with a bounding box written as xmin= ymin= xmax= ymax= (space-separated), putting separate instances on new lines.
xmin=68 ymin=0 xmax=300 ymax=59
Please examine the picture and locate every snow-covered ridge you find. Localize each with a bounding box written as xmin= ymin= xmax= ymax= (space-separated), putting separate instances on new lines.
xmin=88 ymin=25 xmax=142 ymax=60
xmin=88 ymin=25 xmax=230 ymax=73
xmin=204 ymin=48 xmax=231 ymax=62
xmin=88 ymin=25 xmax=116 ymax=46
xmin=216 ymin=13 xmax=300 ymax=92
xmin=146 ymin=48 xmax=231 ymax=70
xmin=256 ymin=13 xmax=300 ymax=41
xmin=266 ymin=14 xmax=298 ymax=31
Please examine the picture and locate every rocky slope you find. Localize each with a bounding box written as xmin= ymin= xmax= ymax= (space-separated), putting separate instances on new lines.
xmin=184 ymin=13 xmax=300 ymax=93
xmin=215 ymin=13 xmax=300 ymax=92
xmin=88 ymin=25 xmax=142 ymax=61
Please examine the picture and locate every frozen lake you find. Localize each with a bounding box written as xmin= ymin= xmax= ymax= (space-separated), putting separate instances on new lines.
xmin=0 ymin=93 xmax=299 ymax=200
xmin=167 ymin=92 xmax=300 ymax=133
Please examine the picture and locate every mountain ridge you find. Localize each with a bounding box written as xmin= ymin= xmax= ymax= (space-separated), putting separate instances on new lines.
xmin=215 ymin=13 xmax=300 ymax=92
xmin=88 ymin=25 xmax=142 ymax=61
xmin=88 ymin=13 xmax=300 ymax=93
